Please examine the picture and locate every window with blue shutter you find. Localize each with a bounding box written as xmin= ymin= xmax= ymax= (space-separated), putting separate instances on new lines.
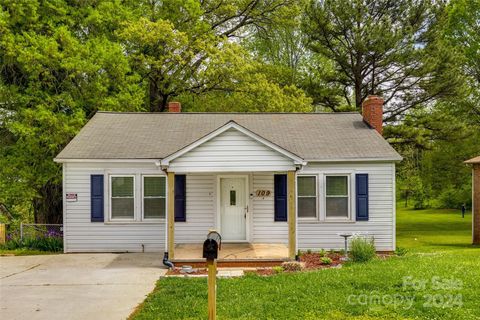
xmin=274 ymin=174 xmax=287 ymax=222
xmin=174 ymin=175 xmax=186 ymax=222
xmin=356 ymin=174 xmax=369 ymax=221
xmin=91 ymin=175 xmax=104 ymax=222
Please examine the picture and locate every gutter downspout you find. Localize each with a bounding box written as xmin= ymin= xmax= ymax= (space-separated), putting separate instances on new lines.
xmin=160 ymin=164 xmax=174 ymax=269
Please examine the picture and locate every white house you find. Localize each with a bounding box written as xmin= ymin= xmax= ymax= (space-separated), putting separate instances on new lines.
xmin=55 ymin=96 xmax=401 ymax=260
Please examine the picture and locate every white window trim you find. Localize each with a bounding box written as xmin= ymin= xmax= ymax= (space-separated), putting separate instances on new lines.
xmin=297 ymin=175 xmax=319 ymax=220
xmin=142 ymin=175 xmax=166 ymax=221
xmin=109 ymin=174 xmax=136 ymax=221
xmin=324 ymin=174 xmax=353 ymax=221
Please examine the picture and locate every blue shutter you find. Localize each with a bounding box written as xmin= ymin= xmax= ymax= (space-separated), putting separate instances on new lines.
xmin=274 ymin=174 xmax=287 ymax=222
xmin=356 ymin=174 xmax=369 ymax=221
xmin=174 ymin=175 xmax=186 ymax=222
xmin=91 ymin=175 xmax=104 ymax=222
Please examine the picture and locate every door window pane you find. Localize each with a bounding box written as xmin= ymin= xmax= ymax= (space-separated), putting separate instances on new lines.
xmin=230 ymin=190 xmax=236 ymax=206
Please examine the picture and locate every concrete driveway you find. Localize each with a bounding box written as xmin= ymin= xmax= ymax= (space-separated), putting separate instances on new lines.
xmin=0 ymin=253 xmax=167 ymax=320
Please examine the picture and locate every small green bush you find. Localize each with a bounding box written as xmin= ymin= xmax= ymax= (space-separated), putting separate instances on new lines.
xmin=306 ymin=249 xmax=312 ymax=254
xmin=320 ymin=257 xmax=332 ymax=265
xmin=318 ymin=249 xmax=326 ymax=257
xmin=349 ymin=237 xmax=376 ymax=262
xmin=272 ymin=266 xmax=284 ymax=274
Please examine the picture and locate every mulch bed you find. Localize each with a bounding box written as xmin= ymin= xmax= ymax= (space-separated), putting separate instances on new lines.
xmin=167 ymin=253 xmax=393 ymax=277
xmin=245 ymin=252 xmax=345 ymax=276
xmin=299 ymin=252 xmax=343 ymax=269
xmin=167 ymin=267 xmax=208 ymax=276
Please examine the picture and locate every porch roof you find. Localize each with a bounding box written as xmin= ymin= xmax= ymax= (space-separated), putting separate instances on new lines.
xmin=55 ymin=112 xmax=402 ymax=162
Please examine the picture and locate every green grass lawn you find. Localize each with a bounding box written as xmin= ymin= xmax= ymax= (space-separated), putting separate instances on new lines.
xmin=131 ymin=207 xmax=480 ymax=320
xmin=397 ymin=206 xmax=474 ymax=252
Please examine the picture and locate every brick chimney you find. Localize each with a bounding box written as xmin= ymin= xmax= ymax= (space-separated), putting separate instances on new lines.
xmin=362 ymin=95 xmax=384 ymax=135
xmin=168 ymin=101 xmax=181 ymax=113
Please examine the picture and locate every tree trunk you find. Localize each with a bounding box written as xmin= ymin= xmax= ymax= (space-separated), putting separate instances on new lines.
xmin=149 ymin=75 xmax=169 ymax=112
xmin=355 ymin=79 xmax=362 ymax=111
xmin=33 ymin=181 xmax=63 ymax=224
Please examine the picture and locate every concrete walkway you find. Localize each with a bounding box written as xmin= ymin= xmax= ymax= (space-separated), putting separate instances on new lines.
xmin=0 ymin=253 xmax=166 ymax=320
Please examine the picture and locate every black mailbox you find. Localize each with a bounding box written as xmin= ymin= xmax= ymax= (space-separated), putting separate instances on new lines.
xmin=203 ymin=231 xmax=221 ymax=260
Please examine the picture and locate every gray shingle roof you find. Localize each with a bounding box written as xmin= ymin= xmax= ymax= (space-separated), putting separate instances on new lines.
xmin=55 ymin=112 xmax=402 ymax=161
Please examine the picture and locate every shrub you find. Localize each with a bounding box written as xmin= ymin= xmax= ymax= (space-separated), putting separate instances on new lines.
xmin=320 ymin=257 xmax=332 ymax=265
xmin=281 ymin=261 xmax=305 ymax=272
xmin=272 ymin=266 xmax=284 ymax=274
xmin=349 ymin=237 xmax=376 ymax=262
xmin=306 ymin=249 xmax=312 ymax=254
xmin=297 ymin=249 xmax=303 ymax=257
xmin=318 ymin=249 xmax=326 ymax=257
xmin=1 ymin=235 xmax=63 ymax=252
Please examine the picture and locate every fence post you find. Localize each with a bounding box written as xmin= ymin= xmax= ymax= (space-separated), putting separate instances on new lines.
xmin=20 ymin=222 xmax=23 ymax=240
xmin=0 ymin=223 xmax=5 ymax=245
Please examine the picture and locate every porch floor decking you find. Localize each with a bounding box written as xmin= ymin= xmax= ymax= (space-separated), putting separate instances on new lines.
xmin=173 ymin=243 xmax=289 ymax=261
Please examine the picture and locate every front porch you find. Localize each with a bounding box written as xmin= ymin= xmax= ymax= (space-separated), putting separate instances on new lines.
xmin=173 ymin=243 xmax=289 ymax=261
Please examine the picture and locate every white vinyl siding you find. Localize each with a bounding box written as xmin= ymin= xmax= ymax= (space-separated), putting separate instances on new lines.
xmin=63 ymin=161 xmax=395 ymax=252
xmin=63 ymin=162 xmax=166 ymax=253
xmin=175 ymin=174 xmax=215 ymax=243
xmin=168 ymin=128 xmax=296 ymax=173
xmin=251 ymin=173 xmax=288 ymax=244
xmin=297 ymin=162 xmax=395 ymax=251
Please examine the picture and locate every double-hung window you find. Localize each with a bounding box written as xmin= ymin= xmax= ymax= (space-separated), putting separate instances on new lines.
xmin=325 ymin=175 xmax=349 ymax=219
xmin=297 ymin=176 xmax=317 ymax=218
xmin=143 ymin=176 xmax=166 ymax=219
xmin=111 ymin=176 xmax=135 ymax=219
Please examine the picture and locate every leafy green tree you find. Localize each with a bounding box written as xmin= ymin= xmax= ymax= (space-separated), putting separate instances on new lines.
xmin=0 ymin=1 xmax=145 ymax=223
xmin=124 ymin=0 xmax=304 ymax=112
xmin=445 ymin=0 xmax=480 ymax=125
xmin=0 ymin=0 xmax=312 ymax=224
xmin=244 ymin=5 xmax=347 ymax=111
xmin=302 ymin=0 xmax=465 ymax=120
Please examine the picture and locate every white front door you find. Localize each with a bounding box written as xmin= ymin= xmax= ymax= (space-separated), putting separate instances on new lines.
xmin=220 ymin=177 xmax=247 ymax=241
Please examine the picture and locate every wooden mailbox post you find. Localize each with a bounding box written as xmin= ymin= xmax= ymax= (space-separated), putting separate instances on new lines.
xmin=203 ymin=231 xmax=221 ymax=320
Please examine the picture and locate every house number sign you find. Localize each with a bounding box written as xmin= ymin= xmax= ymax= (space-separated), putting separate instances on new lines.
xmin=255 ymin=190 xmax=271 ymax=197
